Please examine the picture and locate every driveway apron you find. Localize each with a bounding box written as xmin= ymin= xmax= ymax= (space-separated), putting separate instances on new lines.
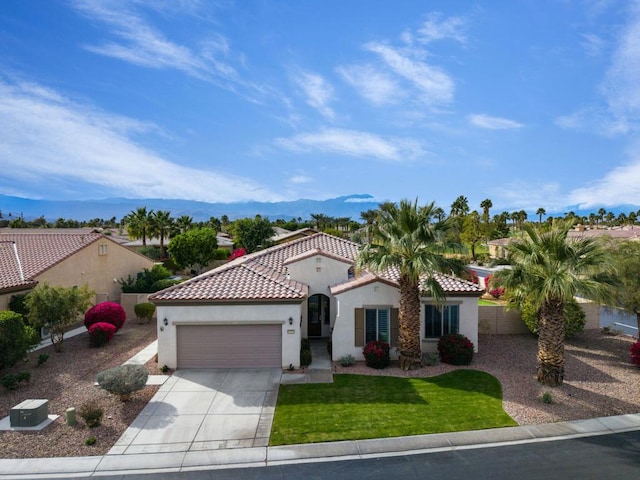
xmin=109 ymin=368 xmax=281 ymax=455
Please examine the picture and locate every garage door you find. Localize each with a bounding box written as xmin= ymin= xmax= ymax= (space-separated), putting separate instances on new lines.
xmin=176 ymin=324 xmax=282 ymax=368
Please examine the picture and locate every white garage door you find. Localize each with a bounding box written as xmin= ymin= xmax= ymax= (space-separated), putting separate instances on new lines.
xmin=176 ymin=324 xmax=282 ymax=368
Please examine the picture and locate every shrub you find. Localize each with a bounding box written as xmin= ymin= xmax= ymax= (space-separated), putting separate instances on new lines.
xmin=84 ymin=302 xmax=126 ymax=332
xmin=437 ymin=333 xmax=474 ymax=365
xmin=88 ymin=322 xmax=117 ymax=347
xmin=119 ymin=265 xmax=172 ymax=293
xmin=16 ymin=371 xmax=31 ymax=383
xmin=85 ymin=436 xmax=97 ymax=446
xmin=149 ymin=279 xmax=181 ymax=292
xmin=79 ymin=400 xmax=104 ymax=427
xmin=300 ymin=349 xmax=312 ymax=366
xmin=339 ymin=354 xmax=355 ymax=367
xmin=521 ymin=298 xmax=586 ymax=339
xmin=1 ymin=374 xmax=18 ymax=390
xmin=630 ymin=341 xmax=640 ymax=366
xmin=96 ymin=364 xmax=149 ymax=401
xmin=8 ymin=294 xmax=29 ymax=319
xmin=228 ymin=247 xmax=247 ymax=261
xmin=301 ymin=338 xmax=311 ymax=351
xmin=37 ymin=354 xmax=49 ymax=366
xmin=363 ymin=341 xmax=390 ymax=369
xmin=0 ymin=310 xmax=40 ymax=370
xmin=134 ymin=302 xmax=156 ymax=324
xmin=541 ymin=392 xmax=553 ymax=404
xmin=484 ymin=275 xmax=505 ymax=299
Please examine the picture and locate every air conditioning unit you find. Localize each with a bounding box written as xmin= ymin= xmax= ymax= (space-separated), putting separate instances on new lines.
xmin=40 ymin=326 xmax=51 ymax=339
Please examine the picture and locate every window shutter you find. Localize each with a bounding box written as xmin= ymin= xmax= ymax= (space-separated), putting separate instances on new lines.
xmin=354 ymin=308 xmax=364 ymax=347
xmin=390 ymin=308 xmax=399 ymax=347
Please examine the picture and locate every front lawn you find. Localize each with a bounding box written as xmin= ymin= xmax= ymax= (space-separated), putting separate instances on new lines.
xmin=270 ymin=370 xmax=517 ymax=445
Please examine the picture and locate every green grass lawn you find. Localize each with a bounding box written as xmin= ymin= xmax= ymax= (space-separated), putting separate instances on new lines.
xmin=479 ymin=299 xmax=499 ymax=305
xmin=270 ymin=370 xmax=517 ymax=446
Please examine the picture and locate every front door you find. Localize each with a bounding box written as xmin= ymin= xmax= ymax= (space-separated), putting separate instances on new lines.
xmin=308 ymin=294 xmax=329 ymax=337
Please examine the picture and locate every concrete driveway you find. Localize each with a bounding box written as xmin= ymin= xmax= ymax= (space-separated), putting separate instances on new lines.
xmin=109 ymin=368 xmax=282 ymax=455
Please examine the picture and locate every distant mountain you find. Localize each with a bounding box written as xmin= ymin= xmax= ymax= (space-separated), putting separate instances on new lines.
xmin=0 ymin=194 xmax=382 ymax=222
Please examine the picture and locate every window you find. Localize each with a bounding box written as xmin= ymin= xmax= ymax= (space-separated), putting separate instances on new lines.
xmin=98 ymin=243 xmax=108 ymax=255
xmin=424 ymin=304 xmax=459 ymax=338
xmin=365 ymin=308 xmax=390 ymax=343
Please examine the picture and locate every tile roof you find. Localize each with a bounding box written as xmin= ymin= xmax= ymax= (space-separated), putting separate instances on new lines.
xmin=151 ymin=232 xmax=483 ymax=303
xmin=0 ymin=232 xmax=103 ymax=291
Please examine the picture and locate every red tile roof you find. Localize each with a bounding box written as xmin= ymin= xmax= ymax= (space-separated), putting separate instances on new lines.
xmin=0 ymin=232 xmax=103 ymax=291
xmin=151 ymin=232 xmax=482 ymax=303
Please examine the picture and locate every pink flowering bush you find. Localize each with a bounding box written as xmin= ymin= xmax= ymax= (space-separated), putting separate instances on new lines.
xmin=484 ymin=275 xmax=505 ymax=299
xmin=630 ymin=341 xmax=640 ymax=366
xmin=437 ymin=333 xmax=474 ymax=365
xmin=88 ymin=322 xmax=117 ymax=347
xmin=228 ymin=248 xmax=247 ymax=261
xmin=84 ymin=302 xmax=126 ymax=332
xmin=465 ymin=269 xmax=479 ymax=284
xmin=363 ymin=341 xmax=390 ymax=369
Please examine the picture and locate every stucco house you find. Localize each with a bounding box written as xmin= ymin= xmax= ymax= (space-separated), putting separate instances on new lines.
xmin=0 ymin=230 xmax=155 ymax=310
xmin=150 ymin=233 xmax=483 ymax=369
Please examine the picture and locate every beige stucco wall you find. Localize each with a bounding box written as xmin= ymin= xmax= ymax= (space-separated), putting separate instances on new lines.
xmin=35 ymin=237 xmax=154 ymax=305
xmin=333 ymin=281 xmax=480 ymax=361
xmin=286 ymin=253 xmax=352 ymax=338
xmin=156 ymin=302 xmax=303 ymax=369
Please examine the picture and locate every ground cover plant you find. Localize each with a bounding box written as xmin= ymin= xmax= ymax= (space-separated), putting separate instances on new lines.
xmin=270 ymin=370 xmax=516 ymax=445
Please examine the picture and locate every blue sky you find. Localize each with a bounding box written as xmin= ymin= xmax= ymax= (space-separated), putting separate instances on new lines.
xmin=1 ymin=0 xmax=639 ymax=215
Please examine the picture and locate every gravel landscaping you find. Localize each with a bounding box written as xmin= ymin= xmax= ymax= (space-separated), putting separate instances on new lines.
xmin=0 ymin=321 xmax=161 ymax=459
xmin=335 ymin=330 xmax=640 ymax=425
xmin=0 ymin=325 xmax=637 ymax=459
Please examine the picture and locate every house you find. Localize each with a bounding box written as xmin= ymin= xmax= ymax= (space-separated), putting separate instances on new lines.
xmin=150 ymin=233 xmax=483 ymax=369
xmin=271 ymin=227 xmax=317 ymax=245
xmin=0 ymin=230 xmax=155 ymax=310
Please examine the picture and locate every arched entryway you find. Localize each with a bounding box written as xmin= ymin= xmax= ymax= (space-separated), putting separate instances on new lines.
xmin=308 ymin=293 xmax=330 ymax=337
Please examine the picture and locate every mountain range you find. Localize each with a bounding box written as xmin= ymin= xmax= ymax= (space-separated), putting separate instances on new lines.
xmin=0 ymin=194 xmax=382 ymax=222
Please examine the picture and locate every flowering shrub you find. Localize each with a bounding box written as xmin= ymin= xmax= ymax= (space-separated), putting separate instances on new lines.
xmin=630 ymin=341 xmax=640 ymax=366
xmin=88 ymin=322 xmax=117 ymax=347
xmin=363 ymin=341 xmax=390 ymax=369
xmin=228 ymin=248 xmax=247 ymax=261
xmin=437 ymin=333 xmax=474 ymax=365
xmin=466 ymin=269 xmax=479 ymax=284
xmin=84 ymin=302 xmax=126 ymax=332
xmin=484 ymin=275 xmax=505 ymax=299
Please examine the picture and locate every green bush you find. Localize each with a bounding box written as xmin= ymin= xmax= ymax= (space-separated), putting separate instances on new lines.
xmin=134 ymin=302 xmax=156 ymax=323
xmin=541 ymin=392 xmax=553 ymax=404
xmin=16 ymin=371 xmax=31 ymax=383
xmin=37 ymin=354 xmax=49 ymax=366
xmin=119 ymin=265 xmax=172 ymax=293
xmin=521 ymin=298 xmax=586 ymax=338
xmin=437 ymin=333 xmax=474 ymax=366
xmin=8 ymin=294 xmax=29 ymax=319
xmin=300 ymin=349 xmax=312 ymax=366
xmin=79 ymin=400 xmax=104 ymax=427
xmin=138 ymin=246 xmax=162 ymax=260
xmin=148 ymin=279 xmax=181 ymax=292
xmin=85 ymin=436 xmax=97 ymax=446
xmin=0 ymin=310 xmax=39 ymax=370
xmin=339 ymin=354 xmax=355 ymax=367
xmin=96 ymin=364 xmax=149 ymax=401
xmin=1 ymin=374 xmax=18 ymax=390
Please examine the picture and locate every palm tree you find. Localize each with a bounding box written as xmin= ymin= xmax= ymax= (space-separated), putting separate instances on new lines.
xmin=536 ymin=207 xmax=546 ymax=225
xmin=125 ymin=207 xmax=154 ymax=246
xmin=360 ymin=209 xmax=378 ymax=243
xmin=152 ymin=210 xmax=173 ymax=257
xmin=480 ymin=199 xmax=492 ymax=224
xmin=450 ymin=195 xmax=469 ymax=217
xmin=175 ymin=215 xmax=194 ymax=234
xmin=492 ymin=221 xmax=616 ymax=386
xmin=356 ymin=199 xmax=466 ymax=368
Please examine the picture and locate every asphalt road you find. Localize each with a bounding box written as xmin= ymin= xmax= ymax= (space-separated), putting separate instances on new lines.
xmin=68 ymin=430 xmax=640 ymax=480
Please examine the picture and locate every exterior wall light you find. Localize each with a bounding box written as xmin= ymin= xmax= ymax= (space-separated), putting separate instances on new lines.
xmin=163 ymin=318 xmax=169 ymax=326
xmin=288 ymin=317 xmax=293 ymax=325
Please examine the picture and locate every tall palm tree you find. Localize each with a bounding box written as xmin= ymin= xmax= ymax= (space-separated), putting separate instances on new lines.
xmin=492 ymin=221 xmax=616 ymax=386
xmin=536 ymin=207 xmax=546 ymax=225
xmin=356 ymin=199 xmax=466 ymax=368
xmin=125 ymin=207 xmax=154 ymax=246
xmin=152 ymin=210 xmax=174 ymax=257
xmin=360 ymin=209 xmax=379 ymax=243
xmin=175 ymin=215 xmax=194 ymax=234
xmin=450 ymin=195 xmax=469 ymax=217
xmin=480 ymin=199 xmax=492 ymax=224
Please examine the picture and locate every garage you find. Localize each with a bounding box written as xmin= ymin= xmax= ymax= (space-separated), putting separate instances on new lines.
xmin=176 ymin=324 xmax=282 ymax=368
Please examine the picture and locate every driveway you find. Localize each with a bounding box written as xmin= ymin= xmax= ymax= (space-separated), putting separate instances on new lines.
xmin=109 ymin=368 xmax=282 ymax=455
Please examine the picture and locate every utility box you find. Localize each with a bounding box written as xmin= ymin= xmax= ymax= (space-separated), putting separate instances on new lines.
xmin=10 ymin=399 xmax=49 ymax=427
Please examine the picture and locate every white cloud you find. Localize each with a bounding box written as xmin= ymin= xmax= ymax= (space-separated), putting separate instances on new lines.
xmin=468 ymin=114 xmax=523 ymax=130
xmin=496 ymin=181 xmax=566 ymax=212
xmin=336 ymin=64 xmax=400 ymax=105
xmin=580 ymin=32 xmax=605 ymax=57
xmin=289 ymin=175 xmax=312 ymax=184
xmin=364 ymin=42 xmax=454 ymax=105
xmin=0 ymin=78 xmax=280 ymax=202
xmin=275 ymin=128 xmax=424 ymax=162
xmin=417 ymin=12 xmax=467 ymax=45
xmin=291 ymin=71 xmax=335 ymax=120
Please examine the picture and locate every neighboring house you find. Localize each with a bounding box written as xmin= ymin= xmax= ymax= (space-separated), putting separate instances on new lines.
xmin=0 ymin=230 xmax=155 ymax=310
xmin=123 ymin=233 xmax=234 ymax=252
xmin=150 ymin=233 xmax=483 ymax=369
xmin=271 ymin=227 xmax=317 ymax=245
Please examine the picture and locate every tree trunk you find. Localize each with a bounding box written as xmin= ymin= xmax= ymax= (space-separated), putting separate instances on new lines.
xmin=537 ymin=299 xmax=565 ymax=386
xmin=636 ymin=313 xmax=640 ymax=338
xmin=398 ymin=274 xmax=422 ymax=369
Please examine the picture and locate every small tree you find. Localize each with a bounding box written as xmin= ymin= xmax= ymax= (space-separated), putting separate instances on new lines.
xmin=167 ymin=227 xmax=219 ymax=274
xmin=229 ymin=216 xmax=275 ymax=253
xmin=96 ymin=364 xmax=149 ymax=402
xmin=26 ymin=284 xmax=94 ymax=352
xmin=0 ymin=311 xmax=39 ymax=369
